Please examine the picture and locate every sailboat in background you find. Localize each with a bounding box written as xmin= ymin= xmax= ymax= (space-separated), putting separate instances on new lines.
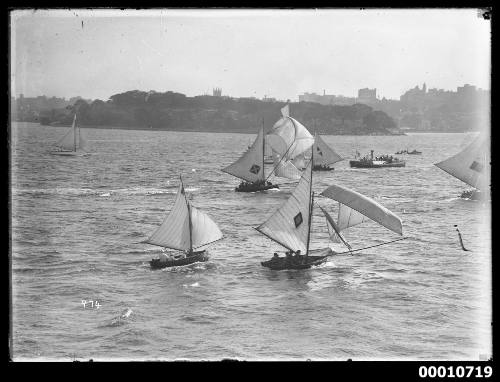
xmin=266 ymin=104 xmax=315 ymax=183
xmin=222 ymin=122 xmax=279 ymax=192
xmin=146 ymin=176 xmax=224 ymax=269
xmin=312 ymin=133 xmax=343 ymax=171
xmin=434 ymin=134 xmax=490 ymax=200
xmin=49 ymin=114 xmax=89 ymax=156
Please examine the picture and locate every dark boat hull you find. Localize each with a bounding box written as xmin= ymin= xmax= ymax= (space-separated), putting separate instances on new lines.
xmin=313 ymin=165 xmax=334 ymax=171
xmin=349 ymin=160 xmax=406 ymax=168
xmin=261 ymin=248 xmax=333 ymax=270
xmin=150 ymin=250 xmax=208 ymax=269
xmin=460 ymin=190 xmax=489 ymax=201
xmin=235 ymin=182 xmax=279 ymax=192
xmin=49 ymin=150 xmax=88 ymax=157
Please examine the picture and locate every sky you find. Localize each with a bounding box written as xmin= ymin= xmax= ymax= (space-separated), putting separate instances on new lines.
xmin=10 ymin=8 xmax=491 ymax=102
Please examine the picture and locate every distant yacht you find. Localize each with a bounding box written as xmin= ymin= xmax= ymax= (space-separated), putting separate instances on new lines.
xmin=49 ymin=114 xmax=89 ymax=156
xmin=312 ymin=133 xmax=343 ymax=171
xmin=434 ymin=134 xmax=490 ymax=200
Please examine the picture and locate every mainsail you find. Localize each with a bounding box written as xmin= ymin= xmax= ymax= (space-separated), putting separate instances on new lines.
xmin=266 ymin=106 xmax=314 ymax=160
xmin=291 ymin=153 xmax=307 ymax=170
xmin=272 ymin=151 xmax=302 ymax=180
xmin=313 ymin=134 xmax=343 ymax=166
xmin=54 ymin=114 xmax=88 ymax=152
xmin=256 ymin=160 xmax=313 ymax=253
xmin=55 ymin=114 xmax=77 ymax=151
xmin=146 ymin=181 xmax=223 ymax=252
xmin=320 ymin=184 xmax=403 ymax=236
xmin=222 ymin=127 xmax=265 ymax=183
xmin=319 ymin=205 xmax=352 ymax=250
xmin=434 ymin=135 xmax=490 ymax=192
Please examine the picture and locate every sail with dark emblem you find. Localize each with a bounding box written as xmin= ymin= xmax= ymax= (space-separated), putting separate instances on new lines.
xmin=222 ymin=127 xmax=265 ymax=183
xmin=434 ymin=135 xmax=490 ymax=192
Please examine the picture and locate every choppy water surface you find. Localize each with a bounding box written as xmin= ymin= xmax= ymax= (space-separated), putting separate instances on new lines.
xmin=11 ymin=122 xmax=491 ymax=360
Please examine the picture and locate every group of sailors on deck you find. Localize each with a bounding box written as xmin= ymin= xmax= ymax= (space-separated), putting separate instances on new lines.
xmin=271 ymin=250 xmax=305 ymax=265
xmin=237 ymin=179 xmax=273 ymax=189
xmin=159 ymin=252 xmax=187 ymax=263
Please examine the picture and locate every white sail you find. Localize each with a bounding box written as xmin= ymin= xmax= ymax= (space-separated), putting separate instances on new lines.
xmin=313 ymin=134 xmax=343 ymax=166
xmin=337 ymin=203 xmax=370 ymax=230
xmin=267 ymin=114 xmax=314 ymax=160
xmin=145 ymin=183 xmax=191 ymax=251
xmin=56 ymin=114 xmax=77 ymax=151
xmin=281 ymin=104 xmax=290 ymax=117
xmin=320 ymin=184 xmax=403 ymax=236
xmin=291 ymin=153 xmax=307 ymax=170
xmin=319 ymin=205 xmax=352 ymax=250
xmin=256 ymin=160 xmax=313 ymax=252
xmin=272 ymin=151 xmax=302 ymax=180
xmin=434 ymin=135 xmax=490 ymax=192
xmin=222 ymin=127 xmax=265 ymax=183
xmin=190 ymin=206 xmax=224 ymax=249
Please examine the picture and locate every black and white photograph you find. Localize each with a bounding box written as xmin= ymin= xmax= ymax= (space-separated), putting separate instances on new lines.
xmin=9 ymin=8 xmax=491 ymax=363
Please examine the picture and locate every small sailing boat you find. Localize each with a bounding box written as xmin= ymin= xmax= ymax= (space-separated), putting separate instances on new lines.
xmin=222 ymin=122 xmax=279 ymax=192
xmin=434 ymin=134 xmax=490 ymax=200
xmin=312 ymin=133 xmax=343 ymax=171
xmin=49 ymin=114 xmax=89 ymax=156
xmin=257 ymin=156 xmax=333 ymax=270
xmin=146 ymin=176 xmax=223 ymax=269
xmin=257 ymin=151 xmax=405 ymax=271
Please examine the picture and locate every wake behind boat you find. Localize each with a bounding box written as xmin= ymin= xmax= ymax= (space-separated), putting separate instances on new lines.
xmin=49 ymin=114 xmax=89 ymax=156
xmin=145 ymin=175 xmax=223 ymax=269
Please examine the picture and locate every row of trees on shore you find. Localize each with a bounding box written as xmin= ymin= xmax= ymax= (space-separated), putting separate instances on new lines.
xmin=13 ymin=90 xmax=401 ymax=135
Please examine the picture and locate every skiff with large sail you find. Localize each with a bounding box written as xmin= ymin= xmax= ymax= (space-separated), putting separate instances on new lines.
xmin=434 ymin=134 xmax=490 ymax=200
xmin=256 ymin=151 xmax=405 ymax=271
xmin=222 ymin=122 xmax=279 ymax=192
xmin=256 ymin=154 xmax=333 ymax=270
xmin=49 ymin=114 xmax=89 ymax=156
xmin=265 ymin=104 xmax=315 ymax=184
xmin=311 ymin=132 xmax=343 ymax=171
xmin=145 ymin=176 xmax=223 ymax=269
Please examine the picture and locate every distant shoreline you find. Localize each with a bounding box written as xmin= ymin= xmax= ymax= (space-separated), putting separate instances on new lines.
xmin=34 ymin=122 xmax=407 ymax=136
xmin=15 ymin=121 xmax=480 ymax=135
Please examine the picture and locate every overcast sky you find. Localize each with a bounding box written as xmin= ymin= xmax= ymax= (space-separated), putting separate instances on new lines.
xmin=10 ymin=8 xmax=491 ymax=101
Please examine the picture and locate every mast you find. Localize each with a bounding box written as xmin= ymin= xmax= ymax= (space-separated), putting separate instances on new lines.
xmin=73 ymin=114 xmax=77 ymax=152
xmin=305 ymin=149 xmax=314 ymax=258
xmin=262 ymin=118 xmax=265 ymax=180
xmin=187 ymin=202 xmax=193 ymax=254
xmin=180 ymin=174 xmax=193 ymax=253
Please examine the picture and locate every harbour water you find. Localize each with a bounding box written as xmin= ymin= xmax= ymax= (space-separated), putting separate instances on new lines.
xmin=10 ymin=122 xmax=491 ymax=360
